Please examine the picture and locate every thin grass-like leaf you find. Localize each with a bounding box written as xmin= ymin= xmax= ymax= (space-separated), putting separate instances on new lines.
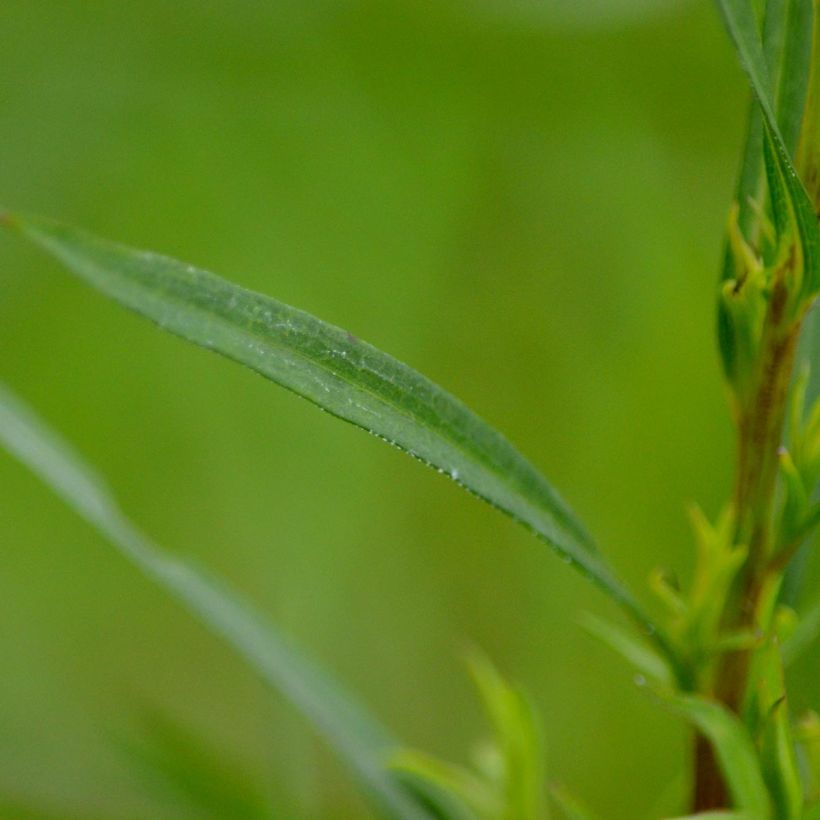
xmin=715 ymin=0 xmax=819 ymax=295
xmin=119 ymin=709 xmax=270 ymax=819
xmin=466 ymin=653 xmax=547 ymax=820
xmin=0 ymin=383 xmax=428 ymax=820
xmin=776 ymin=0 xmax=814 ymax=154
xmin=0 ymin=211 xmax=667 ymax=657
xmin=578 ymin=612 xmax=672 ymax=685
xmin=721 ymin=0 xmax=786 ymax=281
xmin=753 ymin=641 xmax=802 ymax=818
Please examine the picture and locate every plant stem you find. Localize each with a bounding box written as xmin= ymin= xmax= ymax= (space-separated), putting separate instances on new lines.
xmin=692 ymin=269 xmax=803 ymax=811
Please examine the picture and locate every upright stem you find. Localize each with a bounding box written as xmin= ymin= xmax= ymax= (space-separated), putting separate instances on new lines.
xmin=692 ymin=271 xmax=802 ymax=811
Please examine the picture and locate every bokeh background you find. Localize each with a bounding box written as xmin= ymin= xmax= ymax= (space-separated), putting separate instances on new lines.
xmin=2 ymin=1 xmax=818 ymax=817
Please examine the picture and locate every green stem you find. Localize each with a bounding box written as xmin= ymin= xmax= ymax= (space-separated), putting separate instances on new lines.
xmin=693 ymin=270 xmax=803 ymax=811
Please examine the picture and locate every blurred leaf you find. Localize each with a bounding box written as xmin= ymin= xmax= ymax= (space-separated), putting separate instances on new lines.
xmin=467 ymin=653 xmax=547 ymax=820
xmin=661 ymin=693 xmax=771 ymax=817
xmin=0 ymin=211 xmax=666 ymax=652
xmin=782 ymin=594 xmax=820 ymax=665
xmin=390 ymin=752 xmax=490 ymax=819
xmin=578 ymin=612 xmax=672 ymax=685
xmin=663 ymin=813 xmax=747 ymax=819
xmin=547 ymin=784 xmax=601 ymax=819
xmin=795 ymin=711 xmax=820 ymax=803
xmin=751 ymin=641 xmax=802 ymax=818
xmin=390 ymin=767 xmax=481 ymax=820
xmin=715 ymin=0 xmax=819 ymax=297
xmin=119 ymin=709 xmax=269 ymax=819
xmin=0 ymin=383 xmax=428 ymax=820
xmin=390 ymin=653 xmax=547 ymax=820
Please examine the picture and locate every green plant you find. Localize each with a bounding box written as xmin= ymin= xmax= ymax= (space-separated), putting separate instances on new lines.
xmin=1 ymin=1 xmax=819 ymax=817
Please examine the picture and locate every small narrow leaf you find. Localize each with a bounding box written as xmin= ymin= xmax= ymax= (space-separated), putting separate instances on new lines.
xmin=661 ymin=693 xmax=771 ymax=817
xmin=390 ymin=653 xmax=548 ymax=820
xmin=578 ymin=612 xmax=672 ymax=685
xmin=467 ymin=653 xmax=547 ymax=820
xmin=0 ymin=211 xmax=665 ymax=654
xmin=715 ymin=0 xmax=819 ymax=295
xmin=753 ymin=641 xmax=803 ymax=818
xmin=776 ymin=0 xmax=813 ymax=154
xmin=0 ymin=383 xmax=427 ymax=820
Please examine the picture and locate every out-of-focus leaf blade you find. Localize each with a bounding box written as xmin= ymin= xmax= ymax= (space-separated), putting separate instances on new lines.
xmin=388 ymin=768 xmax=480 ymax=820
xmin=782 ymin=595 xmax=820 ymax=664
xmin=0 ymin=211 xmax=662 ymax=646
xmin=753 ymin=641 xmax=802 ymax=818
xmin=548 ymin=784 xmax=601 ymax=819
xmin=661 ymin=693 xmax=771 ymax=817
xmin=119 ymin=709 xmax=270 ymax=819
xmin=390 ymin=653 xmax=547 ymax=820
xmin=578 ymin=612 xmax=672 ymax=685
xmin=0 ymin=383 xmax=428 ymax=820
xmin=466 ymin=653 xmax=547 ymax=820
xmin=389 ymin=752 xmax=489 ymax=819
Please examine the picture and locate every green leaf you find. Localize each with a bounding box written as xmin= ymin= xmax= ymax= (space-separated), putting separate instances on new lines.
xmin=782 ymin=595 xmax=820 ymax=665
xmin=0 ymin=382 xmax=428 ymax=820
xmin=390 ymin=653 xmax=548 ymax=820
xmin=715 ymin=0 xmax=819 ymax=296
xmin=752 ymin=641 xmax=803 ymax=819
xmin=661 ymin=693 xmax=771 ymax=817
xmin=776 ymin=0 xmax=814 ymax=154
xmin=0 ymin=211 xmax=666 ymax=655
xmin=118 ymin=709 xmax=270 ymax=818
xmin=795 ymin=710 xmax=820 ymax=803
xmin=578 ymin=612 xmax=672 ymax=685
xmin=389 ymin=752 xmax=491 ymax=819
xmin=548 ymin=784 xmax=601 ymax=820
xmin=466 ymin=653 xmax=547 ymax=820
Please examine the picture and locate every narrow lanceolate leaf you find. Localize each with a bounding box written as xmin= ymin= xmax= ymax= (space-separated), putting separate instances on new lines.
xmin=721 ymin=0 xmax=787 ymax=281
xmin=0 ymin=211 xmax=663 ymax=649
xmin=578 ymin=612 xmax=672 ymax=685
xmin=776 ymin=0 xmax=814 ymax=154
xmin=754 ymin=641 xmax=803 ymax=819
xmin=716 ymin=0 xmax=819 ymax=295
xmin=0 ymin=383 xmax=428 ymax=820
xmin=662 ymin=693 xmax=771 ymax=817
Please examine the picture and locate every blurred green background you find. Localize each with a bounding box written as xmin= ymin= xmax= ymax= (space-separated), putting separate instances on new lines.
xmin=2 ymin=1 xmax=817 ymax=817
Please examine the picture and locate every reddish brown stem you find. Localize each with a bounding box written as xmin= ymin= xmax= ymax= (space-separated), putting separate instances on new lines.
xmin=691 ymin=273 xmax=801 ymax=812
